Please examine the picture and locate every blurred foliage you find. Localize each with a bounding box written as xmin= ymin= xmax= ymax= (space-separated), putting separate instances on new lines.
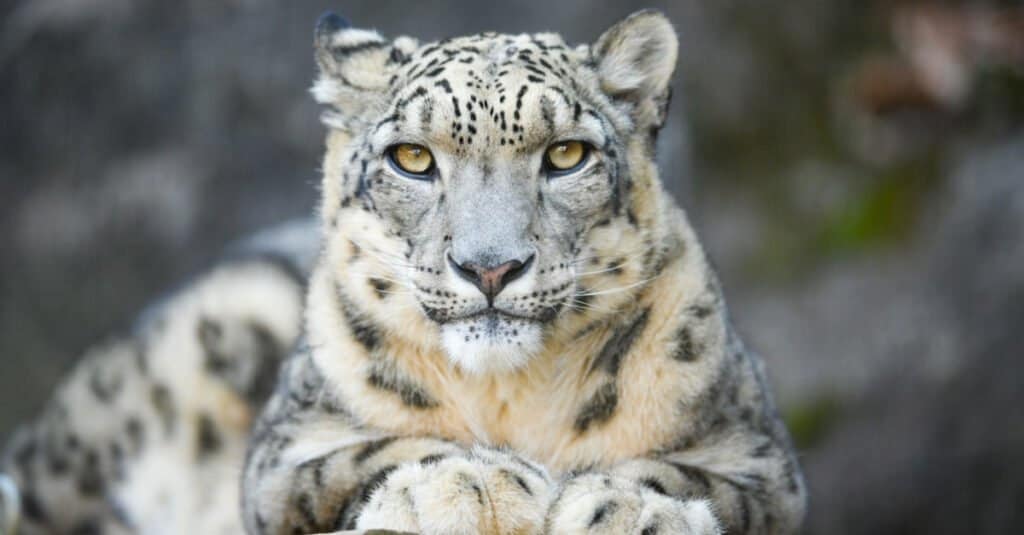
xmin=784 ymin=394 xmax=844 ymax=450
xmin=685 ymin=1 xmax=1024 ymax=283
xmin=817 ymin=154 xmax=938 ymax=253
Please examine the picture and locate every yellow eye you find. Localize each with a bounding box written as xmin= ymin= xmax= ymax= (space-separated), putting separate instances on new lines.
xmin=389 ymin=143 xmax=435 ymax=176
xmin=545 ymin=141 xmax=588 ymax=173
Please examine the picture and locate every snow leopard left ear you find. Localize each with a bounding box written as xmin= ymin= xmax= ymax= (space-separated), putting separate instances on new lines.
xmin=592 ymin=10 xmax=678 ymax=130
xmin=311 ymin=13 xmax=418 ymax=133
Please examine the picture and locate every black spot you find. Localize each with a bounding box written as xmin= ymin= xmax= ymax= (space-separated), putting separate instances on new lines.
xmin=641 ymin=524 xmax=660 ymax=535
xmin=419 ymin=453 xmax=448 ymax=465
xmin=199 ymin=318 xmax=232 ymax=376
xmin=197 ymin=317 xmax=222 ymax=346
xmin=108 ymin=441 xmax=125 ymax=480
xmin=298 ymin=455 xmax=329 ymax=489
xmin=513 ymin=474 xmax=532 ymax=495
xmin=46 ymin=448 xmax=70 ymax=476
xmin=742 ymin=472 xmax=767 ymax=487
xmin=353 ymin=437 xmax=397 ymax=465
xmin=752 ymin=441 xmax=773 ymax=458
xmin=588 ymin=308 xmax=650 ymax=376
xmin=368 ymin=278 xmax=393 ymax=299
xmin=671 ymin=326 xmax=700 ymax=362
xmin=666 ymin=461 xmax=712 ymax=497
xmin=329 ymin=39 xmax=386 ymax=58
xmin=387 ymin=47 xmax=407 ymax=65
xmin=20 ymin=488 xmax=48 ymax=522
xmin=434 ymin=79 xmax=453 ymax=93
xmin=508 ymin=455 xmax=548 ymax=480
xmin=255 ymin=512 xmax=269 ymax=532
xmin=77 ymin=449 xmax=104 ymax=496
xmin=785 ymin=462 xmax=802 ymax=494
xmin=366 ymin=363 xmax=439 ymax=409
xmin=606 ymin=257 xmax=626 ymax=276
xmin=574 ymin=381 xmax=618 ymax=432
xmin=88 ymin=364 xmax=123 ymax=403
xmin=640 ymin=477 xmax=668 ymax=495
xmin=243 ymin=321 xmax=285 ymax=404
xmin=196 ymin=413 xmax=222 ymax=460
xmin=356 ymin=465 xmax=398 ymax=505
xmin=689 ymin=304 xmax=713 ymax=319
xmin=335 ymin=288 xmax=382 ymax=352
xmin=738 ymin=493 xmax=752 ymax=532
xmin=588 ymin=500 xmax=617 ymax=527
xmin=150 ymin=383 xmax=176 ymax=436
xmin=134 ymin=344 xmax=149 ymax=375
xmin=295 ymin=491 xmax=319 ymax=530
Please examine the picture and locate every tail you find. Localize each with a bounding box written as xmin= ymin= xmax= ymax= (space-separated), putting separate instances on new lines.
xmin=0 ymin=473 xmax=20 ymax=535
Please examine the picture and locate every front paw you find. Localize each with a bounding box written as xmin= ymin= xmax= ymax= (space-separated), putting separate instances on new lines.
xmin=546 ymin=474 xmax=720 ymax=535
xmin=355 ymin=447 xmax=554 ymax=535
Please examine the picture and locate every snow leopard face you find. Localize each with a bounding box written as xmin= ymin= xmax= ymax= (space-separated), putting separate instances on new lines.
xmin=313 ymin=11 xmax=677 ymax=373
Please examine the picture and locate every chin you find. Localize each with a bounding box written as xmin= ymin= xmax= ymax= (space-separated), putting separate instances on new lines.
xmin=439 ymin=312 xmax=543 ymax=375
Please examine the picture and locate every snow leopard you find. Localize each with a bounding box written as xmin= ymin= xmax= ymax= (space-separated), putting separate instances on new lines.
xmin=1 ymin=9 xmax=806 ymax=535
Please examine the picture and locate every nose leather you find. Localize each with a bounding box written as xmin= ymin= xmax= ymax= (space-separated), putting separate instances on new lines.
xmin=449 ymin=255 xmax=533 ymax=302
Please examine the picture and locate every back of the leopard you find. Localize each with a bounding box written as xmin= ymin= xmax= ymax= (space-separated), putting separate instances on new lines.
xmin=0 ymin=223 xmax=317 ymax=534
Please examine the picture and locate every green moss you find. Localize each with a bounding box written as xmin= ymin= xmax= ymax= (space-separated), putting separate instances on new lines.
xmin=784 ymin=395 xmax=844 ymax=450
xmin=817 ymin=155 xmax=938 ymax=254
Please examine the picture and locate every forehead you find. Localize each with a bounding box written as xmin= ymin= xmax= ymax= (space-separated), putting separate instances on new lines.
xmin=403 ymin=32 xmax=576 ymax=83
xmin=377 ymin=33 xmax=607 ymax=154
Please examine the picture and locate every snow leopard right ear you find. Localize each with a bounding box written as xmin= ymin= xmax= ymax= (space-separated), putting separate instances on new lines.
xmin=312 ymin=13 xmax=418 ymax=133
xmin=592 ymin=10 xmax=678 ymax=131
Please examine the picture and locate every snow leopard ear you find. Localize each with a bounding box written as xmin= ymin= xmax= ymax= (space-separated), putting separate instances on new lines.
xmin=592 ymin=10 xmax=678 ymax=130
xmin=311 ymin=13 xmax=418 ymax=133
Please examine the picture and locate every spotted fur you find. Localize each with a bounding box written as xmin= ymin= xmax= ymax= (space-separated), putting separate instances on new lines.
xmin=0 ymin=10 xmax=806 ymax=535
xmin=1 ymin=223 xmax=315 ymax=534
xmin=244 ymin=9 xmax=805 ymax=535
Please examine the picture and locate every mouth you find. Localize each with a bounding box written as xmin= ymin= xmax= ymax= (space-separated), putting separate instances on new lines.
xmin=419 ymin=291 xmax=566 ymax=327
xmin=438 ymin=307 xmax=545 ymax=374
xmin=455 ymin=307 xmax=537 ymax=324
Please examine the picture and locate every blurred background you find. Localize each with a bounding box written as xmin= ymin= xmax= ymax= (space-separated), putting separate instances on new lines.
xmin=1 ymin=0 xmax=1022 ymax=532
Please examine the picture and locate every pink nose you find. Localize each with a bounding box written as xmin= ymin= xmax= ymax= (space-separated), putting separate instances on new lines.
xmin=449 ymin=255 xmax=534 ymax=302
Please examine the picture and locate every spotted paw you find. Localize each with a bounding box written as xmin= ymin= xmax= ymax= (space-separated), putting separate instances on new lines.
xmin=355 ymin=447 xmax=554 ymax=535
xmin=545 ymin=474 xmax=720 ymax=535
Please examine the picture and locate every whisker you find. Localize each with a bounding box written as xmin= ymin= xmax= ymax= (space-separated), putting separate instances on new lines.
xmin=571 ymin=248 xmax=648 ymax=269
xmin=342 ymin=270 xmax=417 ymax=291
xmin=368 ymin=288 xmax=415 ymax=297
xmin=574 ymin=261 xmax=636 ymax=278
xmin=574 ymin=272 xmax=665 ymax=297
xmin=347 ymin=237 xmax=417 ymax=269
xmin=566 ymin=298 xmax=616 ymax=314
